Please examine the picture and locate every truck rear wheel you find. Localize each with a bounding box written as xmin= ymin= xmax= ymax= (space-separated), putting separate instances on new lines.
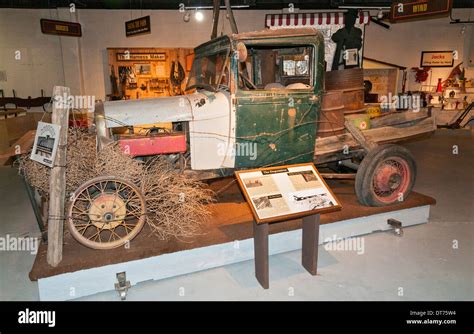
xmin=355 ymin=144 xmax=416 ymax=206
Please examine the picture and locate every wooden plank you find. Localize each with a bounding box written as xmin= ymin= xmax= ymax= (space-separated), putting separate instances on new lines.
xmin=253 ymin=220 xmax=269 ymax=289
xmin=320 ymin=173 xmax=356 ymax=179
xmin=0 ymin=119 xmax=10 ymax=152
xmin=370 ymin=110 xmax=429 ymax=128
xmin=3 ymin=113 xmax=36 ymax=145
xmin=0 ymin=130 xmax=36 ymax=165
xmin=47 ymin=86 xmax=70 ymax=267
xmin=302 ymin=214 xmax=320 ymax=275
xmin=315 ymin=116 xmax=436 ymax=156
xmin=0 ymin=108 xmax=27 ymax=118
xmin=344 ymin=120 xmax=378 ymax=152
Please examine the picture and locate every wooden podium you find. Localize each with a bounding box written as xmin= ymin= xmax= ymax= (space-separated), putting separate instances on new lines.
xmin=235 ymin=163 xmax=341 ymax=289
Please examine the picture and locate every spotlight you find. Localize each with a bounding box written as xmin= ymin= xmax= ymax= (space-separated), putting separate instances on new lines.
xmin=460 ymin=25 xmax=466 ymax=35
xmin=195 ymin=10 xmax=204 ymax=22
xmin=183 ymin=11 xmax=190 ymax=22
xmin=377 ymin=9 xmax=384 ymax=19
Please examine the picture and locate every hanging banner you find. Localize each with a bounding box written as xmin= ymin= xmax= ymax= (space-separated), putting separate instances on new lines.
xmin=40 ymin=19 xmax=82 ymax=37
xmin=30 ymin=122 xmax=61 ymax=168
xmin=390 ymin=0 xmax=452 ymax=22
xmin=125 ymin=15 xmax=151 ymax=37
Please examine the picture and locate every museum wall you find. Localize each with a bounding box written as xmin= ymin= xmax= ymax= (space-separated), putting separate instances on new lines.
xmin=0 ymin=8 xmax=472 ymax=101
xmin=364 ymin=9 xmax=474 ymax=92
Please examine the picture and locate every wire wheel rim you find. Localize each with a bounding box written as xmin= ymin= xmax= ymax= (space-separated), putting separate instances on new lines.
xmin=67 ymin=176 xmax=146 ymax=250
xmin=371 ymin=157 xmax=411 ymax=204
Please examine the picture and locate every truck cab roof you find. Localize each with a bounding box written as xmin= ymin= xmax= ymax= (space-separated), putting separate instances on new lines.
xmin=194 ymin=28 xmax=323 ymax=55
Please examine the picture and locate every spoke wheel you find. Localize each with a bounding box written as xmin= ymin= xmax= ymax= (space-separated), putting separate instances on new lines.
xmin=67 ymin=176 xmax=146 ymax=250
xmin=355 ymin=144 xmax=416 ymax=207
xmin=372 ymin=157 xmax=411 ymax=204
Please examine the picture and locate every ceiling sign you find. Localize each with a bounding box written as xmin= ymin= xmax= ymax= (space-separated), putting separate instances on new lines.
xmin=116 ymin=52 xmax=166 ymax=61
xmin=40 ymin=19 xmax=82 ymax=37
xmin=421 ymin=51 xmax=454 ymax=67
xmin=390 ymin=0 xmax=452 ymax=22
xmin=125 ymin=15 xmax=151 ymax=37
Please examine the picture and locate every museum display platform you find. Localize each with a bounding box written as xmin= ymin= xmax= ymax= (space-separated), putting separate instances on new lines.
xmin=29 ymin=178 xmax=436 ymax=300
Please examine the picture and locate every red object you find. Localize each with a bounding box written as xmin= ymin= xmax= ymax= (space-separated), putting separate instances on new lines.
xmin=118 ymin=134 xmax=186 ymax=157
xmin=436 ymin=78 xmax=443 ymax=93
xmin=69 ymin=112 xmax=89 ymax=128
xmin=265 ymin=12 xmax=370 ymax=28
xmin=372 ymin=158 xmax=411 ymax=204
xmin=411 ymin=67 xmax=431 ymax=83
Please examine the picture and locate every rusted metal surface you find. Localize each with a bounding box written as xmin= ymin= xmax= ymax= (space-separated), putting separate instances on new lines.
xmin=324 ymin=67 xmax=364 ymax=91
xmin=341 ymin=87 xmax=365 ymax=113
xmin=234 ymin=31 xmax=325 ymax=169
xmin=323 ymin=87 xmax=365 ymax=114
xmin=103 ymin=94 xmax=193 ymax=128
xmin=320 ymin=173 xmax=356 ymax=179
xmin=210 ymin=0 xmax=220 ymax=39
xmin=321 ymin=90 xmax=344 ymax=110
xmin=118 ymin=133 xmax=186 ymax=157
xmin=318 ymin=106 xmax=345 ymax=137
xmin=318 ymin=91 xmax=345 ymax=137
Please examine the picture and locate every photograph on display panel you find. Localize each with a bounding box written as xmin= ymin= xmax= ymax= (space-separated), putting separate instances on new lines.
xmin=235 ymin=163 xmax=342 ymax=223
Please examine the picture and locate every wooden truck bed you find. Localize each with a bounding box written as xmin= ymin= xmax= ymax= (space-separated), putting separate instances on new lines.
xmin=315 ymin=109 xmax=436 ymax=163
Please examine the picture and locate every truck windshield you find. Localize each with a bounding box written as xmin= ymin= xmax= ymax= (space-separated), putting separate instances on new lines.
xmin=186 ymin=50 xmax=230 ymax=92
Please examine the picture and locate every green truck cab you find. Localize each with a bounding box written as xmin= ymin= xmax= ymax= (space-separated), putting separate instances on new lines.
xmin=224 ymin=28 xmax=324 ymax=169
xmin=101 ymin=28 xmax=324 ymax=174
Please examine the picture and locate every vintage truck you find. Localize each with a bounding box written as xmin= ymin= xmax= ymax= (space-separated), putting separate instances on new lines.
xmin=69 ymin=27 xmax=435 ymax=249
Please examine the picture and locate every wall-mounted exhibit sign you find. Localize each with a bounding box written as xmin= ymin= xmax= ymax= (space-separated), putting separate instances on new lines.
xmin=125 ymin=15 xmax=151 ymax=37
xmin=30 ymin=122 xmax=61 ymax=168
xmin=235 ymin=163 xmax=342 ymax=224
xmin=390 ymin=0 xmax=452 ymax=22
xmin=116 ymin=52 xmax=166 ymax=61
xmin=421 ymin=51 xmax=454 ymax=67
xmin=40 ymin=19 xmax=82 ymax=37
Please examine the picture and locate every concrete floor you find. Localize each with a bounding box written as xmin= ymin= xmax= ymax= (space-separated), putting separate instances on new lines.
xmin=0 ymin=129 xmax=472 ymax=301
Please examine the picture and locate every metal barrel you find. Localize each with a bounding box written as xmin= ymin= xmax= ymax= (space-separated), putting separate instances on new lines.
xmin=324 ymin=68 xmax=365 ymax=115
xmin=324 ymin=68 xmax=364 ymax=91
xmin=318 ymin=91 xmax=345 ymax=138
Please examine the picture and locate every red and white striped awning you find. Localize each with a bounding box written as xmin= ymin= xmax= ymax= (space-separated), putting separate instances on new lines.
xmin=265 ymin=12 xmax=370 ymax=28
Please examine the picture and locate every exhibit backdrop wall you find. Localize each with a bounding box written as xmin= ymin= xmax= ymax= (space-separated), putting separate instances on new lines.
xmin=0 ymin=8 xmax=473 ymax=101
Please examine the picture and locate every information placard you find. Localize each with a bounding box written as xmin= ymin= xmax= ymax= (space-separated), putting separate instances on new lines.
xmin=235 ymin=163 xmax=342 ymax=224
xmin=30 ymin=122 xmax=61 ymax=168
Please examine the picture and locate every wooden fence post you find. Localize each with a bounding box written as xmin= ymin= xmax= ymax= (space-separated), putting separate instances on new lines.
xmin=47 ymin=86 xmax=70 ymax=267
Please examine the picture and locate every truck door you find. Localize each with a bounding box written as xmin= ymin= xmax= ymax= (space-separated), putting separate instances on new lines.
xmin=234 ymin=45 xmax=321 ymax=169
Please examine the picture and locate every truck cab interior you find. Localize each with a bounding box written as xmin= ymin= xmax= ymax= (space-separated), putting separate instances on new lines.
xmin=239 ymin=45 xmax=314 ymax=90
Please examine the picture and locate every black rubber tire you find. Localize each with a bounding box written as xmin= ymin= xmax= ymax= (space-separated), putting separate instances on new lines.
xmin=355 ymin=144 xmax=417 ymax=207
